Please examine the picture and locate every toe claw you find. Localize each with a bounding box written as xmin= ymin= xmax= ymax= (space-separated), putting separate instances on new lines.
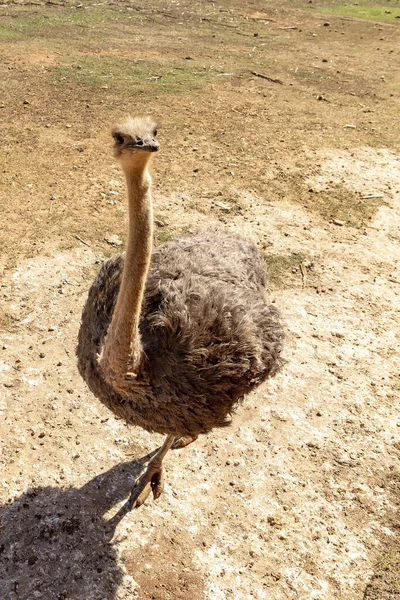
xmin=171 ymin=435 xmax=197 ymax=450
xmin=151 ymin=469 xmax=164 ymax=500
xmin=126 ymin=435 xmax=175 ymax=510
xmin=127 ymin=480 xmax=152 ymax=510
xmin=127 ymin=466 xmax=164 ymax=509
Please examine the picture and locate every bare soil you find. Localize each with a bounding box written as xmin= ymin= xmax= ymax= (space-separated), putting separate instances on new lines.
xmin=0 ymin=1 xmax=399 ymax=599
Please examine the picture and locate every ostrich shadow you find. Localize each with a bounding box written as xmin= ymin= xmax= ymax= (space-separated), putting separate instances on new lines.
xmin=0 ymin=450 xmax=156 ymax=600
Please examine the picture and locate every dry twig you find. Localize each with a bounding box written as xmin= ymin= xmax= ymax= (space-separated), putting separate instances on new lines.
xmin=300 ymin=263 xmax=307 ymax=288
xmin=73 ymin=234 xmax=91 ymax=248
xmin=251 ymin=71 xmax=284 ymax=84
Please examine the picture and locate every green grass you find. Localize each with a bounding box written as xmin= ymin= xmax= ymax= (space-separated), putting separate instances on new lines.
xmin=309 ymin=185 xmax=384 ymax=227
xmin=293 ymin=69 xmax=326 ymax=82
xmin=0 ymin=24 xmax=21 ymax=42
xmin=0 ymin=6 xmax=139 ymax=41
xmin=264 ymin=253 xmax=307 ymax=286
xmin=272 ymin=172 xmax=385 ymax=228
xmin=364 ymin=469 xmax=400 ymax=599
xmin=364 ymin=550 xmax=400 ymax=598
xmin=155 ymin=230 xmax=175 ymax=246
xmin=50 ymin=54 xmax=217 ymax=94
xmin=376 ymin=552 xmax=399 ymax=572
xmin=310 ymin=3 xmax=400 ymax=24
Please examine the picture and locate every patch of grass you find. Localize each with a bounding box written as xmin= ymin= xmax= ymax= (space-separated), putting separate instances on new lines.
xmin=377 ymin=552 xmax=399 ymax=572
xmin=272 ymin=172 xmax=385 ymax=228
xmin=50 ymin=55 xmax=217 ymax=94
xmin=0 ymin=6 xmax=139 ymax=41
xmin=0 ymin=310 xmax=18 ymax=333
xmin=154 ymin=226 xmax=175 ymax=246
xmin=364 ymin=468 xmax=400 ymax=599
xmin=293 ymin=69 xmax=326 ymax=83
xmin=264 ymin=252 xmax=307 ymax=286
xmin=387 ymin=470 xmax=400 ymax=482
xmin=364 ymin=550 xmax=400 ymax=598
xmin=0 ymin=23 xmax=22 ymax=42
xmin=311 ymin=3 xmax=400 ymax=24
xmin=308 ymin=185 xmax=385 ymax=228
xmin=153 ymin=224 xmax=196 ymax=246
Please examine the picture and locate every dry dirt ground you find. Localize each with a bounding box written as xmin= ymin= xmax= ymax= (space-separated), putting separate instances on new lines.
xmin=1 ymin=1 xmax=400 ymax=598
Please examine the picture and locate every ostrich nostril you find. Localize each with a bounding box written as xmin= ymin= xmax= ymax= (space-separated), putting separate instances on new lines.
xmin=136 ymin=137 xmax=144 ymax=146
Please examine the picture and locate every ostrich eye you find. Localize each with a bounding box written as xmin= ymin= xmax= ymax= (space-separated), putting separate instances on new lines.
xmin=114 ymin=133 xmax=124 ymax=145
xmin=153 ymin=129 xmax=158 ymax=137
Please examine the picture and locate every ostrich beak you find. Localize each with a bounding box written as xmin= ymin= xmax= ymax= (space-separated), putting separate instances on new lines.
xmin=126 ymin=137 xmax=160 ymax=152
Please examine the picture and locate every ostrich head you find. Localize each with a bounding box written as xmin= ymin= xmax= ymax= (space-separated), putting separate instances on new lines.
xmin=112 ymin=116 xmax=159 ymax=170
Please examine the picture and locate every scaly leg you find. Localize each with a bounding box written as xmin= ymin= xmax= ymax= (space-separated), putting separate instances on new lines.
xmin=127 ymin=434 xmax=175 ymax=509
xmin=171 ymin=435 xmax=198 ymax=450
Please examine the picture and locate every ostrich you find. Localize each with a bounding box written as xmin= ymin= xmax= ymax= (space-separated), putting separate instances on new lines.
xmin=77 ymin=116 xmax=285 ymax=509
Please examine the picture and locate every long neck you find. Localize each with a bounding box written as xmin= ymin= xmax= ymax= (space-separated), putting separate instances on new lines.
xmin=100 ymin=163 xmax=153 ymax=388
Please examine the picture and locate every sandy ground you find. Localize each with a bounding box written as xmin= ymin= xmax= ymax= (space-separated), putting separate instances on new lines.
xmin=1 ymin=1 xmax=400 ymax=599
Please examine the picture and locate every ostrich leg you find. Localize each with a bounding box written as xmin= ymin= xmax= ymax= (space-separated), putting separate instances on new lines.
xmin=128 ymin=434 xmax=175 ymax=509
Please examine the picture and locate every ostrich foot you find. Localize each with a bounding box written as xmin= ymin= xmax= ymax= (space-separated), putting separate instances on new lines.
xmin=127 ymin=464 xmax=164 ymax=509
xmin=127 ymin=434 xmax=175 ymax=510
xmin=171 ymin=435 xmax=198 ymax=450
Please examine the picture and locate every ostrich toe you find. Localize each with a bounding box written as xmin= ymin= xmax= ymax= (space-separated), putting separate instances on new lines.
xmin=127 ymin=464 xmax=165 ymax=509
xmin=171 ymin=435 xmax=198 ymax=450
xmin=127 ymin=434 xmax=175 ymax=509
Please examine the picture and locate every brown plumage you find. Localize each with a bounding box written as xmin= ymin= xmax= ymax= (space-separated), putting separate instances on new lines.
xmin=77 ymin=116 xmax=285 ymax=509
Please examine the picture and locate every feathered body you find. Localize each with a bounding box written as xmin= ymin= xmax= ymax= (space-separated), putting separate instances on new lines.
xmin=77 ymin=230 xmax=284 ymax=437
